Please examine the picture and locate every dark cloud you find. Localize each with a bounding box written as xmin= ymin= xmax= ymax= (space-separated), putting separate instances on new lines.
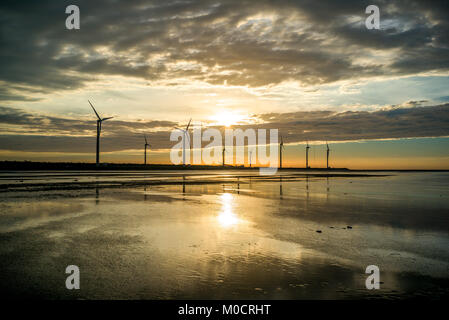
xmin=0 ymin=88 xmax=41 ymax=102
xmin=252 ymin=103 xmax=449 ymax=143
xmin=0 ymin=0 xmax=448 ymax=100
xmin=1 ymin=104 xmax=448 ymax=153
xmin=0 ymin=106 xmax=177 ymax=137
xmin=0 ymin=132 xmax=173 ymax=153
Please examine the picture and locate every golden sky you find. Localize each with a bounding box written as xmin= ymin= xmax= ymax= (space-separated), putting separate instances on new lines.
xmin=0 ymin=1 xmax=449 ymax=169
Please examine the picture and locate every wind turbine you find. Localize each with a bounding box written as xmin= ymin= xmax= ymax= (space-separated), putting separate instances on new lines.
xmin=326 ymin=141 xmax=330 ymax=169
xmin=175 ymin=118 xmax=191 ymax=166
xmin=89 ymin=100 xmax=113 ymax=167
xmin=221 ymin=132 xmax=229 ymax=167
xmin=144 ymin=135 xmax=151 ymax=165
xmin=306 ymin=140 xmax=310 ymax=169
xmin=249 ymin=150 xmax=253 ymax=168
xmin=222 ymin=145 xmax=226 ymax=166
xmin=279 ymin=135 xmax=285 ymax=169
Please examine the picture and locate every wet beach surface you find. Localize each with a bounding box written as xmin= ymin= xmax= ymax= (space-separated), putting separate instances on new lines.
xmin=0 ymin=170 xmax=448 ymax=299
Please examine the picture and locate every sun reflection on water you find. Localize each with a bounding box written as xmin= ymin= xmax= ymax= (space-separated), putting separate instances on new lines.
xmin=217 ymin=193 xmax=239 ymax=228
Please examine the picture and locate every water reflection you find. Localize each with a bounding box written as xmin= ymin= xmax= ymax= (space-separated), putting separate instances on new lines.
xmin=237 ymin=177 xmax=240 ymax=194
xmin=306 ymin=176 xmax=310 ymax=201
xmin=182 ymin=175 xmax=186 ymax=195
xmin=279 ymin=176 xmax=283 ymax=199
xmin=95 ymin=186 xmax=100 ymax=205
xmin=217 ymin=193 xmax=239 ymax=228
xmin=2 ymin=172 xmax=449 ymax=299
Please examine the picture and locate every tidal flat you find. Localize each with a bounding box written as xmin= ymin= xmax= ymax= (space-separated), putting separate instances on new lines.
xmin=0 ymin=170 xmax=448 ymax=299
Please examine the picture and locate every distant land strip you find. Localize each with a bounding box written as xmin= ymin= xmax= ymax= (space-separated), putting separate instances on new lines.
xmin=1 ymin=161 xmax=448 ymax=172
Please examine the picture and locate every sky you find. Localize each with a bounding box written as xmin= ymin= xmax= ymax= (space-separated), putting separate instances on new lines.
xmin=0 ymin=0 xmax=449 ymax=169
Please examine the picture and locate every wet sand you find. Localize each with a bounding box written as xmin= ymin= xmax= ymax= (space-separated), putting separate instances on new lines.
xmin=0 ymin=170 xmax=448 ymax=299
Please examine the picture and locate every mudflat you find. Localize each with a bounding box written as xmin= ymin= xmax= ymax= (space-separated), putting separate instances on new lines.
xmin=0 ymin=170 xmax=448 ymax=299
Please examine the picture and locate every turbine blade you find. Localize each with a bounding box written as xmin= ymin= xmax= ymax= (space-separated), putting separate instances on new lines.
xmin=102 ymin=117 xmax=113 ymax=121
xmin=144 ymin=135 xmax=148 ymax=144
xmin=88 ymin=100 xmax=101 ymax=120
xmin=186 ymin=118 xmax=192 ymax=131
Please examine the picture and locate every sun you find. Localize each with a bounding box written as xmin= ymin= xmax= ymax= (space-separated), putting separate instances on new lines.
xmin=210 ymin=110 xmax=245 ymax=127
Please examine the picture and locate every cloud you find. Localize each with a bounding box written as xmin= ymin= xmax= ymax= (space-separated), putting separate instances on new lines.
xmin=1 ymin=103 xmax=448 ymax=153
xmin=384 ymin=100 xmax=429 ymax=110
xmin=0 ymin=105 xmax=177 ymax=138
xmin=251 ymin=103 xmax=449 ymax=143
xmin=0 ymin=0 xmax=448 ymax=100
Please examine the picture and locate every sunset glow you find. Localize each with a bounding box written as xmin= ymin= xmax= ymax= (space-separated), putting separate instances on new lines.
xmin=0 ymin=1 xmax=448 ymax=169
xmin=210 ymin=110 xmax=247 ymax=127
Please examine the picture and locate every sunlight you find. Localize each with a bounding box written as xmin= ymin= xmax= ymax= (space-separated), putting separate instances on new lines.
xmin=217 ymin=193 xmax=239 ymax=228
xmin=210 ymin=110 xmax=245 ymax=127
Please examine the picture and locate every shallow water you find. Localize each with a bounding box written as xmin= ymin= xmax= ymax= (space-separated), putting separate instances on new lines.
xmin=0 ymin=170 xmax=448 ymax=299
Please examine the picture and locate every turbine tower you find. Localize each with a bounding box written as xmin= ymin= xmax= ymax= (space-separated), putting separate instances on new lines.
xmin=89 ymin=100 xmax=113 ymax=167
xmin=249 ymin=150 xmax=253 ymax=168
xmin=306 ymin=141 xmax=310 ymax=169
xmin=326 ymin=141 xmax=330 ymax=169
xmin=222 ymin=146 xmax=226 ymax=166
xmin=279 ymin=135 xmax=285 ymax=169
xmin=144 ymin=135 xmax=151 ymax=165
xmin=175 ymin=118 xmax=191 ymax=166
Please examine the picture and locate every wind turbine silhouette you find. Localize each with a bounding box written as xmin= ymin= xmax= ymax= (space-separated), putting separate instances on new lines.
xmin=222 ymin=132 xmax=231 ymax=166
xmin=279 ymin=135 xmax=285 ymax=169
xmin=305 ymin=140 xmax=310 ymax=169
xmin=89 ymin=100 xmax=113 ymax=167
xmin=175 ymin=118 xmax=191 ymax=166
xmin=144 ymin=135 xmax=151 ymax=165
xmin=249 ymin=149 xmax=253 ymax=168
xmin=222 ymin=145 xmax=227 ymax=166
xmin=326 ymin=141 xmax=330 ymax=169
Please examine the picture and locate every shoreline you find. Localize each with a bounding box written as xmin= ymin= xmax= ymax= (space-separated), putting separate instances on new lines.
xmin=0 ymin=172 xmax=389 ymax=192
xmin=1 ymin=161 xmax=448 ymax=172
